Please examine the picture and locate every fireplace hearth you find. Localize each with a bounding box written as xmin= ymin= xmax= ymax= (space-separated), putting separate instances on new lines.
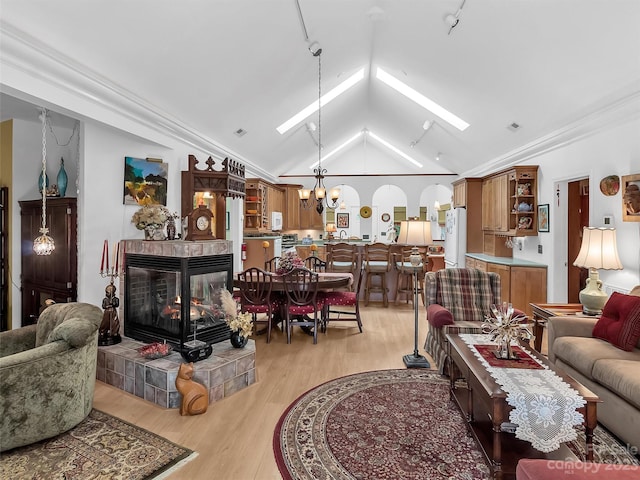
xmin=122 ymin=240 xmax=234 ymax=361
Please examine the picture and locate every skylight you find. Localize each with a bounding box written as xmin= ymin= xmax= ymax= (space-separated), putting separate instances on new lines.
xmin=277 ymin=68 xmax=365 ymax=135
xmin=366 ymin=130 xmax=423 ymax=168
xmin=376 ymin=68 xmax=470 ymax=131
xmin=309 ymin=131 xmax=364 ymax=169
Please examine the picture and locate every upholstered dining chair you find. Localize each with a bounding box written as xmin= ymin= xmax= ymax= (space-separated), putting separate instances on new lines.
xmin=264 ymin=256 xmax=281 ymax=273
xmin=282 ymin=267 xmax=324 ymax=344
xmin=423 ymin=268 xmax=501 ymax=375
xmin=304 ymin=256 xmax=327 ymax=272
xmin=236 ymin=267 xmax=278 ymax=343
xmin=320 ymin=262 xmax=365 ymax=333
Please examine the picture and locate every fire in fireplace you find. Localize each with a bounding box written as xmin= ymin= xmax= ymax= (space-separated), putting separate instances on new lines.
xmin=124 ymin=252 xmax=233 ymax=361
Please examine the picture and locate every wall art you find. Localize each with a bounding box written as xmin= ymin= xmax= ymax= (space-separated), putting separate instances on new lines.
xmin=622 ymin=174 xmax=640 ymax=222
xmin=537 ymin=204 xmax=549 ymax=232
xmin=336 ymin=212 xmax=350 ymax=228
xmin=123 ymin=157 xmax=168 ymax=206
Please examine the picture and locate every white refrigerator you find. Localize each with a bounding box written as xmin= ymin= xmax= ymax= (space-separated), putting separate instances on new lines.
xmin=444 ymin=207 xmax=467 ymax=268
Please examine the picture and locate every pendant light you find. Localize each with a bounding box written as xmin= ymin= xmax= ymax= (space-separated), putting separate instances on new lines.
xmin=299 ymin=42 xmax=339 ymax=215
xmin=33 ymin=107 xmax=55 ymax=256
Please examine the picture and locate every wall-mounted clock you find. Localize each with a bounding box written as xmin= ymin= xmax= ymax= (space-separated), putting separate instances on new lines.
xmin=359 ymin=206 xmax=372 ymax=219
xmin=185 ymin=205 xmax=215 ymax=241
xmin=381 ymin=213 xmax=390 ymax=222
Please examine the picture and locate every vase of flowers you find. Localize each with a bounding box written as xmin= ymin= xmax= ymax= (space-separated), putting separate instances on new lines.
xmin=220 ymin=288 xmax=253 ymax=348
xmin=276 ymin=249 xmax=304 ymax=275
xmin=131 ymin=205 xmax=172 ymax=241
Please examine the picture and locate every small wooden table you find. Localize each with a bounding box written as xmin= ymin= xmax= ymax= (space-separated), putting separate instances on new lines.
xmin=529 ymin=303 xmax=584 ymax=352
xmin=447 ymin=333 xmax=600 ymax=480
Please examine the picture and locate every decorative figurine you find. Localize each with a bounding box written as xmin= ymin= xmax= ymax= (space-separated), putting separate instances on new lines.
xmin=175 ymin=362 xmax=209 ymax=416
xmin=99 ymin=282 xmax=122 ymax=345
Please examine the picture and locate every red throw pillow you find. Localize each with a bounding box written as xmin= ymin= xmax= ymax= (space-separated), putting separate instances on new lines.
xmin=427 ymin=304 xmax=454 ymax=328
xmin=592 ymin=292 xmax=640 ymax=351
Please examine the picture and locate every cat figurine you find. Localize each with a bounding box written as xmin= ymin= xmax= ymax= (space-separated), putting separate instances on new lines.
xmin=175 ymin=362 xmax=209 ymax=416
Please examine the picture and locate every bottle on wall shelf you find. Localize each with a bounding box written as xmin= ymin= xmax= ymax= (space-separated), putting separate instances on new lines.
xmin=57 ymin=157 xmax=68 ymax=197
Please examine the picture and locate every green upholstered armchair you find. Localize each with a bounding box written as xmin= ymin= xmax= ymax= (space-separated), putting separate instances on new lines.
xmin=0 ymin=302 xmax=102 ymax=452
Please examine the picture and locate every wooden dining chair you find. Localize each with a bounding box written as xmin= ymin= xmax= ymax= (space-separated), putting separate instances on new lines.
xmin=282 ymin=267 xmax=324 ymax=344
xmin=303 ymin=256 xmax=327 ymax=272
xmin=264 ymin=256 xmax=281 ymax=273
xmin=326 ymin=243 xmax=359 ymax=275
xmin=236 ymin=267 xmax=278 ymax=343
xmin=320 ymin=262 xmax=364 ymax=333
xmin=364 ymin=243 xmax=391 ymax=307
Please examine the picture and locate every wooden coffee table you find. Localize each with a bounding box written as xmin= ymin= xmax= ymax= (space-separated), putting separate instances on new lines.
xmin=446 ymin=333 xmax=600 ymax=480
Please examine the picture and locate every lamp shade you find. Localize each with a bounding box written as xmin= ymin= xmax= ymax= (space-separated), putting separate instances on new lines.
xmin=397 ymin=220 xmax=432 ymax=246
xmin=325 ymin=222 xmax=337 ymax=233
xmin=573 ymin=227 xmax=623 ymax=270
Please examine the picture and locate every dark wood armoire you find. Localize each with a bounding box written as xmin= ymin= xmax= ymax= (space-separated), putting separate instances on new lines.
xmin=19 ymin=197 xmax=77 ymax=325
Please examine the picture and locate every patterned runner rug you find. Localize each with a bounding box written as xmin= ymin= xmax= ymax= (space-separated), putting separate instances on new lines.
xmin=273 ymin=369 xmax=639 ymax=480
xmin=0 ymin=409 xmax=196 ymax=480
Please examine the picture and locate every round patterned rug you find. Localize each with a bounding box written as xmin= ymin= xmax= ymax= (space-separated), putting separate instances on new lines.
xmin=273 ymin=369 xmax=491 ymax=480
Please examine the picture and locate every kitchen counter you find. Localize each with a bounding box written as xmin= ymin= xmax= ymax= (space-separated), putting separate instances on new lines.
xmin=465 ymin=253 xmax=547 ymax=268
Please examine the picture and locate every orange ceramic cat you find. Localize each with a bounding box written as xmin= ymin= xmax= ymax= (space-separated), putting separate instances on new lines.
xmin=175 ymin=362 xmax=209 ymax=416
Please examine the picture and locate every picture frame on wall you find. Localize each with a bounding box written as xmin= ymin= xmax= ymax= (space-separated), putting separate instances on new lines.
xmin=123 ymin=156 xmax=168 ymax=206
xmin=538 ymin=204 xmax=550 ymax=232
xmin=336 ymin=212 xmax=349 ymax=228
xmin=621 ymin=174 xmax=640 ymax=222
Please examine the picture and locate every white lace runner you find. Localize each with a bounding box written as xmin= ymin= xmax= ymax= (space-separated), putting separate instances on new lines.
xmin=459 ymin=333 xmax=586 ymax=453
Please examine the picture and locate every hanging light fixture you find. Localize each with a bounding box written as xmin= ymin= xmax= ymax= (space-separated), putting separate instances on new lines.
xmin=299 ymin=42 xmax=339 ymax=215
xmin=33 ymin=107 xmax=55 ymax=256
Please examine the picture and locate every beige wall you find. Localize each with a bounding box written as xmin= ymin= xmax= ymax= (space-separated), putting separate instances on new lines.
xmin=1 ymin=120 xmax=13 ymax=328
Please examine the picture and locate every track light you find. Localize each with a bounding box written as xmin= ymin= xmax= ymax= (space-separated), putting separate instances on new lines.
xmin=445 ymin=0 xmax=466 ymax=35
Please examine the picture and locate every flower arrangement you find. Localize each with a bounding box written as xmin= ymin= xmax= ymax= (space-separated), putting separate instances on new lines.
xmin=131 ymin=205 xmax=173 ymax=230
xmin=482 ymin=302 xmax=532 ymax=359
xmin=276 ymin=249 xmax=304 ymax=275
xmin=220 ymin=288 xmax=253 ymax=339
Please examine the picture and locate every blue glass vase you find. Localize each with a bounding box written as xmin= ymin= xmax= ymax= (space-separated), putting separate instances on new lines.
xmin=57 ymin=157 xmax=68 ymax=197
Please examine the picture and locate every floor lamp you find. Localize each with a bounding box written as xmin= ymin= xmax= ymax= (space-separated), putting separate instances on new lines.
xmin=397 ymin=220 xmax=432 ymax=368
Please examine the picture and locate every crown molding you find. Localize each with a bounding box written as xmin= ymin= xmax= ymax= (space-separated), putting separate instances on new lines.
xmin=462 ymin=87 xmax=640 ymax=178
xmin=0 ymin=20 xmax=276 ymax=182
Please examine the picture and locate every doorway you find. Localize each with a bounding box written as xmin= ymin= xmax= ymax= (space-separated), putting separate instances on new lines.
xmin=567 ymin=179 xmax=589 ymax=302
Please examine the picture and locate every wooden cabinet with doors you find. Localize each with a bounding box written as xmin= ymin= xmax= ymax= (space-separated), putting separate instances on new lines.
xmin=20 ymin=198 xmax=77 ymax=325
xmin=452 ymin=177 xmax=482 ymax=208
xmin=481 ymin=173 xmax=509 ymax=233
xmin=244 ymin=178 xmax=283 ymax=232
xmin=299 ymin=201 xmax=324 ymax=229
xmin=283 ymin=184 xmax=301 ymax=230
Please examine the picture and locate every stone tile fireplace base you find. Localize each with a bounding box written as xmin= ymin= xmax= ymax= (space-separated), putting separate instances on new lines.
xmin=97 ymin=337 xmax=256 ymax=409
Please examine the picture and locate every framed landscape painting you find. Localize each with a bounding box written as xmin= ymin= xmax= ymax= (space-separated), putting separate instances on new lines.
xmin=123 ymin=157 xmax=168 ymax=206
xmin=538 ymin=204 xmax=549 ymax=232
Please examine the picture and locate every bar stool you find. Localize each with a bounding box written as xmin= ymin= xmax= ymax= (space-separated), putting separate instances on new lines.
xmin=394 ymin=247 xmax=426 ymax=305
xmin=364 ymin=243 xmax=390 ymax=307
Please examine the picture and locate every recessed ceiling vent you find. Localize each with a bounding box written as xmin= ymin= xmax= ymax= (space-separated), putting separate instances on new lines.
xmin=234 ymin=128 xmax=247 ymax=137
xmin=507 ymin=122 xmax=521 ymax=132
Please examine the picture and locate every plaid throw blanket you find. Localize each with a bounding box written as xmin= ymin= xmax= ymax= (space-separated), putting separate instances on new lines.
xmin=425 ymin=268 xmax=501 ymax=322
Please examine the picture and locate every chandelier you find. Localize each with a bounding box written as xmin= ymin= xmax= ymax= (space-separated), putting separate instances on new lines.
xmin=299 ymin=42 xmax=339 ymax=215
xmin=33 ymin=107 xmax=55 ymax=256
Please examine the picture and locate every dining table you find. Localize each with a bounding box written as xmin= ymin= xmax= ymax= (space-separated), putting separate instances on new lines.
xmin=233 ymin=271 xmax=354 ymax=336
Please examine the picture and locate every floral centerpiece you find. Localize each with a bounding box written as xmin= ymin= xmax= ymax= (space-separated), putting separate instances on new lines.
xmin=482 ymin=302 xmax=532 ymax=359
xmin=220 ymin=288 xmax=252 ymax=347
xmin=276 ymin=249 xmax=304 ymax=275
xmin=131 ymin=205 xmax=175 ymax=240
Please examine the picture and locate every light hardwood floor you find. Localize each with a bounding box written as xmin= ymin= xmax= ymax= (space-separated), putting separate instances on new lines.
xmin=93 ymin=303 xmax=434 ymax=479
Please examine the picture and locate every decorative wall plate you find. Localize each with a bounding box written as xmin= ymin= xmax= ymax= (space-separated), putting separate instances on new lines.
xmin=359 ymin=206 xmax=372 ymax=218
xmin=381 ymin=213 xmax=390 ymax=222
xmin=599 ymin=175 xmax=620 ymax=196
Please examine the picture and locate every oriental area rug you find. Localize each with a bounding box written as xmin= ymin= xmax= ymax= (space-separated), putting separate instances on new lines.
xmin=273 ymin=369 xmax=639 ymax=480
xmin=0 ymin=409 xmax=196 ymax=480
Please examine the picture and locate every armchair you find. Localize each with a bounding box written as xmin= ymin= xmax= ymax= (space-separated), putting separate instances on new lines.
xmin=0 ymin=302 xmax=102 ymax=451
xmin=423 ymin=268 xmax=501 ymax=374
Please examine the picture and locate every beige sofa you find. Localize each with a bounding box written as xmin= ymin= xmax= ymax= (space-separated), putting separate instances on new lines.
xmin=547 ymin=286 xmax=640 ymax=451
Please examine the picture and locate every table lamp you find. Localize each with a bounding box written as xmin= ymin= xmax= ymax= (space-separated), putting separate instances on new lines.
xmin=397 ymin=220 xmax=432 ymax=368
xmin=326 ymin=222 xmax=337 ymax=240
xmin=573 ymin=227 xmax=623 ymax=315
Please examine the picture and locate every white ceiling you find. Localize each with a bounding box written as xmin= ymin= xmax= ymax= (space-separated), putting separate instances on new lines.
xmin=1 ymin=0 xmax=639 ymax=180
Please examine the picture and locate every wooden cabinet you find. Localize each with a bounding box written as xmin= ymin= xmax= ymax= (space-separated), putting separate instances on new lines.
xmin=295 ymin=245 xmax=326 ymax=261
xmin=481 ymin=166 xmax=538 ymax=237
xmin=465 ymin=254 xmax=546 ymax=317
xmin=244 ymin=179 xmax=284 ymax=232
xmin=508 ymin=166 xmax=538 ymax=236
xmin=20 ymin=198 xmax=77 ymax=325
xmin=452 ymin=178 xmax=482 ymax=208
xmin=283 ymin=185 xmax=301 ymax=231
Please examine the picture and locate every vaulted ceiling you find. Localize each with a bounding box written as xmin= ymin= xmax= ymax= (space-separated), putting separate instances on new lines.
xmin=2 ymin=1 xmax=639 ymax=181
